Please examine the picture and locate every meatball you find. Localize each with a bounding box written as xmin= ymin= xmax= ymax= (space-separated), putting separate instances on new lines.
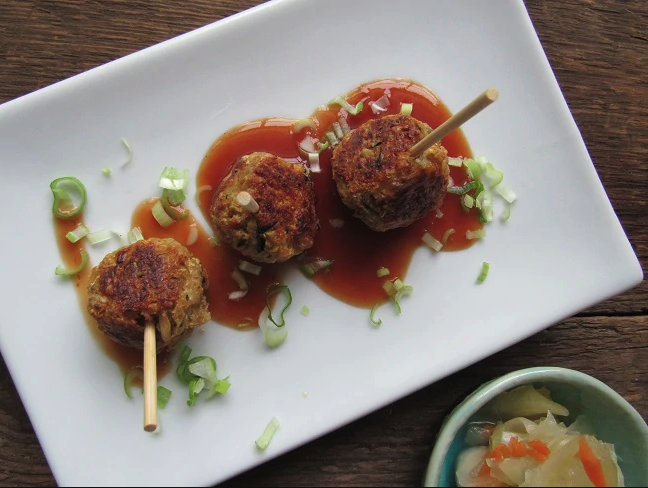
xmin=210 ymin=152 xmax=319 ymax=263
xmin=87 ymin=238 xmax=210 ymax=352
xmin=331 ymin=114 xmax=449 ymax=232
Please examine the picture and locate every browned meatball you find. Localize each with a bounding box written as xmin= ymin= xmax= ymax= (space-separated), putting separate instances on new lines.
xmin=87 ymin=238 xmax=210 ymax=352
xmin=210 ymin=152 xmax=319 ymax=263
xmin=331 ymin=114 xmax=449 ymax=232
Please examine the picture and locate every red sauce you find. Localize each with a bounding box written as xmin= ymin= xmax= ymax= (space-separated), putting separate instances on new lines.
xmin=196 ymin=79 xmax=482 ymax=310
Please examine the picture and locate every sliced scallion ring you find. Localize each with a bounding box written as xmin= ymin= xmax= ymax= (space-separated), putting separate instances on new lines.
xmin=124 ymin=366 xmax=143 ymax=399
xmin=55 ymin=249 xmax=89 ymax=277
xmin=463 ymin=159 xmax=481 ymax=179
xmin=448 ymin=157 xmax=463 ymax=167
xmin=466 ymin=229 xmax=486 ymax=240
xmin=329 ymin=96 xmax=364 ymax=116
xmin=301 ymin=305 xmax=310 ymax=316
xmin=86 ymin=229 xmax=113 ymax=245
xmin=163 ymin=188 xmax=186 ymax=206
xmin=376 ymin=267 xmax=390 ymax=278
xmin=127 ymin=226 xmax=144 ymax=244
xmin=292 ymin=118 xmax=318 ymax=133
xmin=299 ymin=259 xmax=333 ymax=277
xmin=50 ymin=177 xmax=87 ymax=219
xmin=157 ymin=386 xmax=172 ymax=409
xmin=121 ymin=138 xmax=134 ymax=167
xmin=447 ymin=180 xmax=483 ymax=196
xmin=102 ymin=168 xmax=112 ymax=177
xmin=495 ymin=182 xmax=518 ymax=203
xmin=422 ymin=232 xmax=443 ymax=252
xmin=501 ymin=205 xmax=512 ymax=222
xmin=370 ymin=304 xmax=382 ymax=327
xmin=265 ymin=284 xmax=292 ymax=327
xmin=400 ymin=103 xmax=413 ymax=115
xmin=441 ymin=228 xmax=455 ymax=245
xmin=152 ymin=200 xmax=175 ymax=227
xmin=239 ymin=260 xmax=262 ymax=276
xmin=264 ymin=326 xmax=288 ymax=348
xmin=477 ymin=262 xmax=490 ymax=283
xmin=158 ymin=167 xmax=189 ymax=191
xmin=256 ymin=417 xmax=280 ymax=451
xmin=66 ymin=224 xmax=90 ymax=243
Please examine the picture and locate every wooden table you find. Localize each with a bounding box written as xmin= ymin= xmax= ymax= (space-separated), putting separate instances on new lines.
xmin=0 ymin=1 xmax=645 ymax=486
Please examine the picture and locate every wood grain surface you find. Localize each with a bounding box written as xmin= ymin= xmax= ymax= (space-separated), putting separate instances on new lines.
xmin=0 ymin=0 xmax=646 ymax=486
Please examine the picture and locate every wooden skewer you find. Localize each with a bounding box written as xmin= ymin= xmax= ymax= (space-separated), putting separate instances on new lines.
xmin=409 ymin=88 xmax=499 ymax=158
xmin=236 ymin=191 xmax=260 ymax=214
xmin=143 ymin=320 xmax=157 ymax=433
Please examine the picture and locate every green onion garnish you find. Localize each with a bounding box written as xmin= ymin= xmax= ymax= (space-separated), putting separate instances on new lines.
xmin=482 ymin=163 xmax=504 ymax=187
xmin=121 ymin=138 xmax=133 ymax=167
xmin=176 ymin=347 xmax=230 ymax=406
xmin=301 ymin=305 xmax=310 ymax=316
xmin=158 ymin=167 xmax=189 ymax=191
xmin=466 ymin=229 xmax=486 ymax=240
xmin=187 ymin=378 xmax=205 ymax=407
xmin=376 ymin=267 xmax=390 ymax=278
xmin=477 ymin=262 xmax=490 ymax=283
xmin=256 ymin=417 xmax=280 ymax=451
xmin=442 ymin=228 xmax=455 ymax=244
xmin=448 ymin=157 xmax=463 ymax=167
xmin=400 ymin=103 xmax=413 ymax=115
xmin=370 ymin=304 xmax=382 ymax=327
xmin=207 ymin=378 xmax=231 ymax=397
xmin=447 ymin=180 xmax=483 ymax=196
xmin=161 ymin=190 xmax=190 ymax=220
xmin=422 ymin=232 xmax=443 ymax=252
xmin=124 ymin=366 xmax=143 ymax=399
xmin=102 ymin=168 xmax=112 ymax=177
xmin=329 ymin=96 xmax=364 ymax=116
xmin=463 ymin=194 xmax=474 ymax=209
xmin=332 ymin=122 xmax=344 ymax=139
xmin=55 ymin=249 xmax=89 ymax=277
xmin=292 ymin=118 xmax=318 ymax=133
xmin=152 ymin=200 xmax=175 ymax=228
xmin=239 ymin=260 xmax=262 ymax=276
xmin=127 ymin=227 xmax=144 ymax=244
xmin=65 ymin=224 xmax=90 ymax=243
xmin=463 ymin=159 xmax=482 ymax=179
xmin=50 ymin=177 xmax=87 ymax=219
xmin=382 ymin=278 xmax=413 ymax=315
xmin=326 ymin=130 xmax=339 ymax=147
xmin=265 ymin=284 xmax=292 ymax=327
xmin=264 ymin=326 xmax=288 ymax=348
xmin=157 ymin=386 xmax=172 ymax=409
xmin=501 ymin=205 xmax=512 ymax=222
xmin=163 ymin=188 xmax=186 ymax=206
xmin=495 ymin=182 xmax=518 ymax=203
xmin=86 ymin=229 xmax=113 ymax=245
xmin=299 ymin=259 xmax=333 ymax=277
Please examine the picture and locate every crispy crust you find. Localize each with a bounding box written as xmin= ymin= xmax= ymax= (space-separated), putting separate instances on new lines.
xmin=210 ymin=152 xmax=319 ymax=263
xmin=331 ymin=114 xmax=449 ymax=231
xmin=87 ymin=238 xmax=210 ymax=352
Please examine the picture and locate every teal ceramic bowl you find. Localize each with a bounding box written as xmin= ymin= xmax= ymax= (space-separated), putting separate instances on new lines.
xmin=424 ymin=367 xmax=648 ymax=487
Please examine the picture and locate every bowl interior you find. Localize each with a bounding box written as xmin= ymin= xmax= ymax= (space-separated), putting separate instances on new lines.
xmin=428 ymin=368 xmax=648 ymax=487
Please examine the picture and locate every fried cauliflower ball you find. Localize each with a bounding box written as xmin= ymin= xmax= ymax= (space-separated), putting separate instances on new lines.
xmin=331 ymin=114 xmax=449 ymax=232
xmin=87 ymin=238 xmax=210 ymax=352
xmin=210 ymin=152 xmax=319 ymax=263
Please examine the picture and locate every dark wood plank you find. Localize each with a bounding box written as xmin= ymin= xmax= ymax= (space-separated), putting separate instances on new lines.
xmin=0 ymin=1 xmax=645 ymax=487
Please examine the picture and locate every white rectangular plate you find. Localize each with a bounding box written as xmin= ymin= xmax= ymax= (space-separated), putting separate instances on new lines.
xmin=0 ymin=0 xmax=642 ymax=486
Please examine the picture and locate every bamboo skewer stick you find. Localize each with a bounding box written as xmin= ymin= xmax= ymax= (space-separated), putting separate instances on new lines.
xmin=236 ymin=191 xmax=260 ymax=214
xmin=143 ymin=321 xmax=157 ymax=432
xmin=409 ymin=88 xmax=499 ymax=158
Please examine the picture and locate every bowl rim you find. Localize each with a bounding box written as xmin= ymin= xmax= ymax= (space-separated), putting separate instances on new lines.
xmin=423 ymin=366 xmax=648 ymax=487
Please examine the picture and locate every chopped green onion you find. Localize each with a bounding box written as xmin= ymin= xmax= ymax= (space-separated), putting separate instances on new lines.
xmin=448 ymin=157 xmax=463 ymax=167
xmin=400 ymin=103 xmax=413 ymax=115
xmin=370 ymin=304 xmax=382 ymax=327
xmin=161 ymin=192 xmax=190 ymax=220
xmin=299 ymin=259 xmax=333 ymax=277
xmin=463 ymin=194 xmax=474 ymax=209
xmin=441 ymin=228 xmax=455 ymax=244
xmin=124 ymin=366 xmax=143 ymax=399
xmin=152 ymin=200 xmax=174 ymax=228
xmin=265 ymin=284 xmax=292 ymax=327
xmin=102 ymin=168 xmax=112 ymax=177
xmin=86 ymin=229 xmax=113 ymax=245
xmin=292 ymin=118 xmax=318 ymax=133
xmin=326 ymin=130 xmax=339 ymax=147
xmin=447 ymin=180 xmax=483 ymax=195
xmin=157 ymin=386 xmax=172 ymax=409
xmin=495 ymin=182 xmax=518 ymax=203
xmin=422 ymin=232 xmax=443 ymax=252
xmin=121 ymin=138 xmax=133 ymax=167
xmin=376 ymin=267 xmax=390 ymax=278
xmin=188 ymin=357 xmax=218 ymax=384
xmin=232 ymin=269 xmax=249 ymax=291
xmin=210 ymin=378 xmax=231 ymax=396
xmin=329 ymin=96 xmax=364 ymax=116
xmin=55 ymin=249 xmax=89 ymax=277
xmin=239 ymin=260 xmax=262 ymax=276
xmin=393 ymin=279 xmax=404 ymax=291
xmin=164 ymin=188 xmax=186 ymax=206
xmin=332 ymin=122 xmax=344 ymax=139
xmin=501 ymin=205 xmax=512 ymax=222
xmin=463 ymin=159 xmax=482 ymax=179
xmin=476 ymin=190 xmax=494 ymax=222
xmin=316 ymin=140 xmax=330 ymax=152
xmin=127 ymin=226 xmax=144 ymax=243
xmin=158 ymin=167 xmax=189 ymax=191
xmin=301 ymin=305 xmax=310 ymax=316
xmin=382 ymin=280 xmax=396 ymax=297
xmin=187 ymin=378 xmax=205 ymax=406
xmin=466 ymin=229 xmax=486 ymax=240
xmin=338 ymin=116 xmax=351 ymax=135
xmin=477 ymin=262 xmax=490 ymax=283
xmin=265 ymin=326 xmax=288 ymax=348
xmin=308 ymin=152 xmax=321 ymax=173
xmin=229 ymin=290 xmax=248 ymax=300
xmin=66 ymin=224 xmax=90 ymax=243
xmin=50 ymin=177 xmax=87 ymax=219
xmin=256 ymin=417 xmax=280 ymax=451
xmin=482 ymin=163 xmax=504 ymax=187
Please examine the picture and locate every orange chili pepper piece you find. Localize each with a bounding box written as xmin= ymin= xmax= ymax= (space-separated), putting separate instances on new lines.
xmin=477 ymin=461 xmax=491 ymax=478
xmin=578 ymin=437 xmax=608 ymax=487
xmin=528 ymin=439 xmax=551 ymax=456
xmin=509 ymin=437 xmax=527 ymax=458
xmin=526 ymin=448 xmax=548 ymax=462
